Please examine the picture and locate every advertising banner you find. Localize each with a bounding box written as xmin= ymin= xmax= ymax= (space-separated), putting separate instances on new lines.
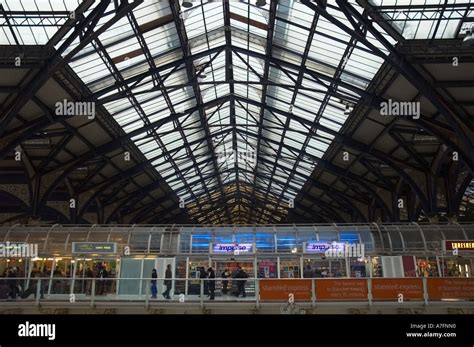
xmin=371 ymin=278 xmax=424 ymax=300
xmin=427 ymin=278 xmax=474 ymax=300
xmin=316 ymin=279 xmax=367 ymax=300
xmin=259 ymin=279 xmax=312 ymax=301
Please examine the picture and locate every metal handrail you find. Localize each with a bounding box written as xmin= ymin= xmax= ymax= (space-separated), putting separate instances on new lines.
xmin=1 ymin=277 xmax=472 ymax=306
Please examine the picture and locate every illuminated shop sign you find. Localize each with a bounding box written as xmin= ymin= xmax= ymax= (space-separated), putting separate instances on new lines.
xmin=305 ymin=242 xmax=364 ymax=258
xmin=211 ymin=243 xmax=254 ymax=254
xmin=444 ymin=240 xmax=474 ymax=251
xmin=305 ymin=242 xmax=344 ymax=253
xmin=72 ymin=242 xmax=117 ymax=254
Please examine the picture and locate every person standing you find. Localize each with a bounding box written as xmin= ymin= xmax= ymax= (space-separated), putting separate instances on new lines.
xmin=235 ymin=267 xmax=248 ymax=298
xmin=162 ymin=264 xmax=172 ymax=299
xmin=303 ymin=265 xmax=313 ymax=278
xmin=7 ymin=267 xmax=18 ymax=299
xmin=151 ymin=269 xmax=158 ymax=299
xmin=221 ymin=268 xmax=230 ymax=295
xmin=199 ymin=267 xmax=208 ymax=296
xmin=207 ymin=267 xmax=215 ymax=300
xmin=98 ymin=265 xmax=109 ymax=295
xmin=85 ymin=267 xmax=93 ymax=295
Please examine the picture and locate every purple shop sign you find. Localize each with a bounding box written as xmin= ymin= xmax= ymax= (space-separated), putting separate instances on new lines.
xmin=212 ymin=243 xmax=254 ymax=253
xmin=305 ymin=242 xmax=344 ymax=253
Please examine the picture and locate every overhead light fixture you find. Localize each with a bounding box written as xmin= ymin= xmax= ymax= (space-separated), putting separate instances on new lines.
xmin=197 ymin=73 xmax=207 ymax=79
xmin=182 ymin=1 xmax=193 ymax=8
xmin=463 ymin=27 xmax=474 ymax=46
xmin=256 ymin=0 xmax=267 ymax=6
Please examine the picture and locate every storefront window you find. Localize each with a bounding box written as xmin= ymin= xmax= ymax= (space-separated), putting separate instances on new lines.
xmin=441 ymin=258 xmax=471 ymax=277
xmin=350 ymin=259 xmax=368 ymax=278
xmin=257 ymin=259 xmax=277 ymax=278
xmin=416 ymin=258 xmax=439 ymax=277
xmin=302 ymin=259 xmax=346 ymax=278
xmin=371 ymin=257 xmax=383 ymax=277
xmin=280 ymin=259 xmax=300 ymax=278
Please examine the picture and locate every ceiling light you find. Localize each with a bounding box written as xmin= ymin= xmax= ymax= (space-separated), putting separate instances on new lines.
xmin=182 ymin=1 xmax=193 ymax=8
xmin=256 ymin=0 xmax=267 ymax=6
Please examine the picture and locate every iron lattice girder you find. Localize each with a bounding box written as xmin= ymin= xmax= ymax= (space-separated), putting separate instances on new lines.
xmin=257 ymin=5 xmax=356 ymax=222
xmin=223 ymin=0 xmax=240 ymax=221
xmin=76 ymin=127 xmax=234 ymax=198
xmin=124 ymin=134 xmax=377 ymax=224
xmin=30 ymin=97 xmax=167 ymax=217
xmin=106 ymin=191 xmax=180 ymax=222
xmin=186 ymin=165 xmax=365 ymax=222
xmin=302 ymin=0 xmax=474 ymax=171
xmin=88 ymin=15 xmax=209 ymax=221
xmin=41 ymin=92 xmax=418 ymax=180
xmin=170 ymin=0 xmax=232 ymax=223
xmin=33 ymin=93 xmax=424 ymax=222
xmin=248 ymin=0 xmax=278 ymax=224
xmin=4 ymin=1 xmax=472 ymax=224
xmin=62 ymin=44 xmax=470 ymax=170
xmin=86 ymin=44 xmax=381 ymax=108
xmin=0 ymin=0 xmax=144 ymax=137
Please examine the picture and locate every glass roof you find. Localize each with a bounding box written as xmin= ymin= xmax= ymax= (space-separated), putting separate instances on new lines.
xmin=3 ymin=0 xmax=451 ymax=224
xmin=369 ymin=0 xmax=474 ymax=40
xmin=0 ymin=0 xmax=81 ymax=44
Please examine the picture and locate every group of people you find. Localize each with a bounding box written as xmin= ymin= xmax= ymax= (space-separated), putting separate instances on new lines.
xmin=149 ymin=265 xmax=249 ymax=300
xmin=150 ymin=264 xmax=173 ymax=299
xmin=199 ymin=266 xmax=249 ymax=299
xmin=0 ymin=266 xmax=23 ymax=299
xmin=0 ymin=266 xmax=42 ymax=300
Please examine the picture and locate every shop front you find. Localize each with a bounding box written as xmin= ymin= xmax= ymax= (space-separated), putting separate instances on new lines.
xmin=440 ymin=240 xmax=474 ymax=277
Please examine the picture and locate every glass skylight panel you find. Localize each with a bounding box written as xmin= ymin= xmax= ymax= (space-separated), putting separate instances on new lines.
xmin=369 ymin=0 xmax=474 ymax=39
xmin=276 ymin=2 xmax=314 ymax=28
xmin=272 ymin=47 xmax=303 ymax=65
xmin=309 ymin=35 xmax=346 ymax=70
xmin=274 ymin=21 xmax=309 ymax=55
xmin=30 ymin=0 xmax=423 ymax=222
xmin=1 ymin=0 xmax=82 ymax=44
xmin=144 ymin=25 xmax=181 ymax=55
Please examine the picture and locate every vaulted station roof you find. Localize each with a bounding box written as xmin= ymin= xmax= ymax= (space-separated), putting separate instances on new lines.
xmin=0 ymin=0 xmax=473 ymax=225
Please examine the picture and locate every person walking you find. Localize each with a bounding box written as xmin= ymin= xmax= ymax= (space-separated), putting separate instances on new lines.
xmin=221 ymin=268 xmax=230 ymax=295
xmin=162 ymin=264 xmax=172 ymax=299
xmin=151 ymin=269 xmax=158 ymax=299
xmin=235 ymin=267 xmax=248 ymax=298
xmin=207 ymin=267 xmax=215 ymax=300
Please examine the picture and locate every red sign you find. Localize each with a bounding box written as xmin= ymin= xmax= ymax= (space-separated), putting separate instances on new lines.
xmin=427 ymin=278 xmax=474 ymax=300
xmin=259 ymin=279 xmax=312 ymax=301
xmin=372 ymin=278 xmax=424 ymax=300
xmin=445 ymin=240 xmax=474 ymax=251
xmin=316 ymin=279 xmax=367 ymax=300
